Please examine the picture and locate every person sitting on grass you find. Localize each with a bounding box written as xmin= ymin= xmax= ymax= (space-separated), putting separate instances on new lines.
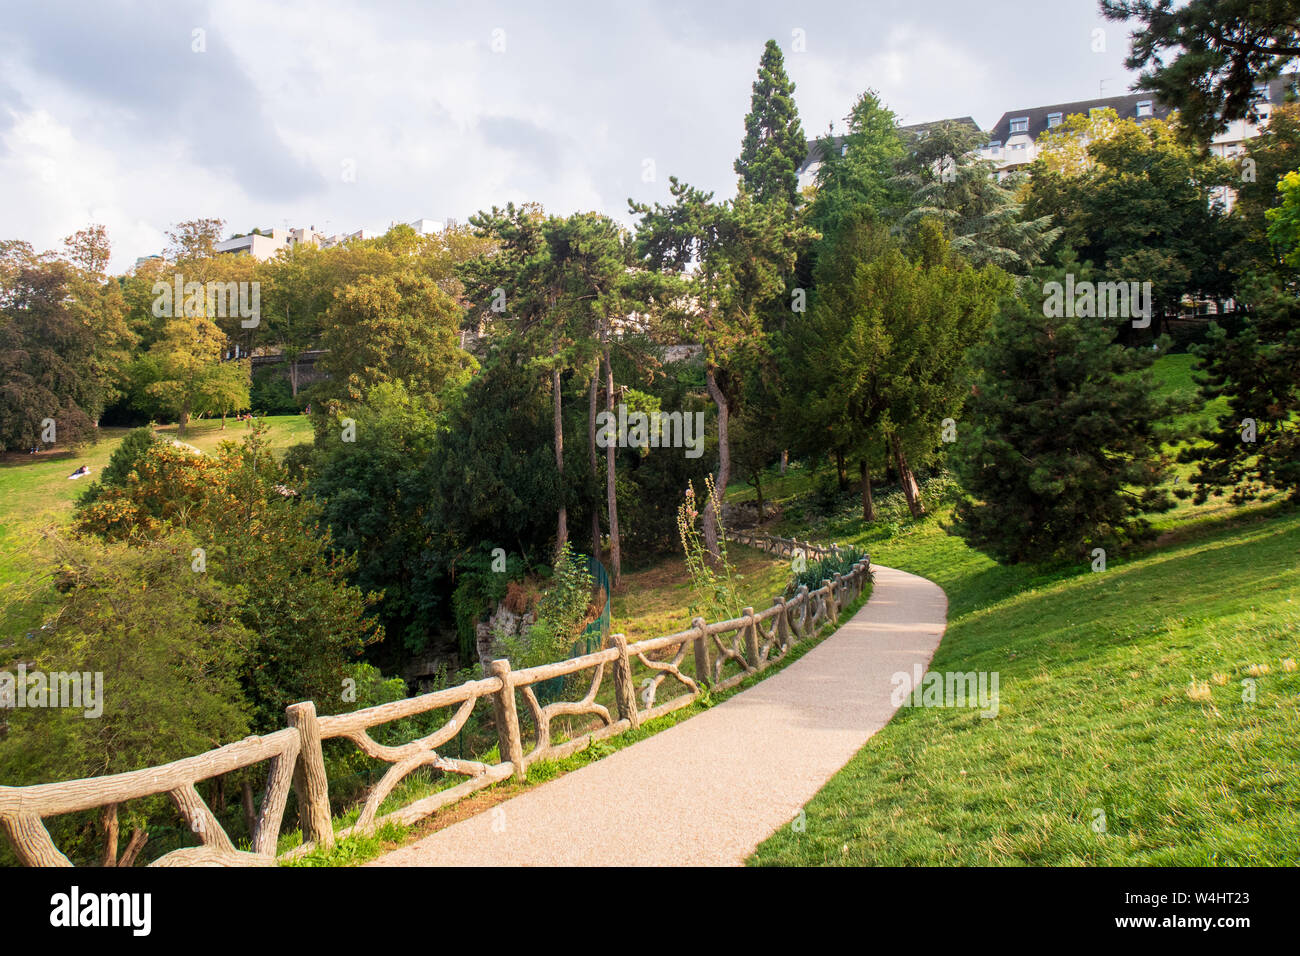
xmin=67 ymin=464 xmax=91 ymax=480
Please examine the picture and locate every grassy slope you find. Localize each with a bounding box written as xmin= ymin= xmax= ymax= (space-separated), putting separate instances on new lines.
xmin=746 ymin=352 xmax=1299 ymax=866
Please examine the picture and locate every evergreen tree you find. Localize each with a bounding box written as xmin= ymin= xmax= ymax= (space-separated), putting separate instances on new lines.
xmin=953 ymin=259 xmax=1181 ymax=563
xmin=631 ymin=179 xmax=812 ymax=558
xmin=735 ymin=39 xmax=808 ymax=207
xmin=891 ymin=120 xmax=1059 ymax=273
xmin=805 ymin=91 xmax=906 ymax=248
xmin=784 ymin=214 xmax=1007 ymax=520
xmin=1100 ymin=0 xmax=1300 ymax=145
xmin=1181 ymin=273 xmax=1300 ymax=503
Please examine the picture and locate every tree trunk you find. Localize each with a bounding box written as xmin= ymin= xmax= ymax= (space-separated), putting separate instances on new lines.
xmin=701 ymin=366 xmax=731 ymax=563
xmin=860 ymin=458 xmax=876 ymax=522
xmin=100 ymin=804 xmax=119 ymax=867
xmin=891 ymin=432 xmax=925 ymax=518
xmin=118 ymin=829 xmax=148 ymax=868
xmin=552 ymin=357 xmax=567 ymax=555
xmin=835 ymin=449 xmax=847 ymax=490
xmin=290 ymin=356 xmax=299 ymax=397
xmin=178 ymin=409 xmax=190 ymax=437
xmin=588 ymin=370 xmax=602 ymax=559
xmin=241 ymin=779 xmax=256 ymax=839
xmin=603 ymin=346 xmax=621 ymax=589
xmin=752 ymin=475 xmax=765 ymax=522
xmin=780 ymin=449 xmax=788 ymax=475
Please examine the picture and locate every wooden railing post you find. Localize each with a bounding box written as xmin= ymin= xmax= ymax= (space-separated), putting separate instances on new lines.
xmin=610 ymin=633 xmax=641 ymax=730
xmin=822 ymin=579 xmax=837 ymax=623
xmin=742 ymin=607 xmax=760 ymax=670
xmin=489 ymin=659 xmax=526 ymax=781
xmin=774 ymin=596 xmax=789 ymax=651
xmin=253 ymin=745 xmax=298 ymax=856
xmin=0 ymin=813 xmax=72 ymax=866
xmin=286 ymin=701 xmax=334 ymax=850
xmin=692 ymin=616 xmax=711 ymax=686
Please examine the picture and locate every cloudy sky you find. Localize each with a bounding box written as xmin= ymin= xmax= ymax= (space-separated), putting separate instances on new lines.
xmin=1 ymin=0 xmax=1146 ymax=272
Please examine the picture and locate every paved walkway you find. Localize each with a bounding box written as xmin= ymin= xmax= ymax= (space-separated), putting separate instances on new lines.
xmin=371 ymin=566 xmax=947 ymax=867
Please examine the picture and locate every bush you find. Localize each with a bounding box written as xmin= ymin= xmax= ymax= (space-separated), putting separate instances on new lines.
xmin=77 ymin=426 xmax=160 ymax=507
xmin=492 ymin=543 xmax=595 ymax=670
xmin=249 ymin=368 xmax=300 ymax=415
xmin=787 ymin=544 xmax=868 ymax=597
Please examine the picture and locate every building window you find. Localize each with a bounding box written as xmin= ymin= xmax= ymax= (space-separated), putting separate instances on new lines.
xmin=1136 ymin=100 xmax=1153 ymax=118
xmin=1253 ymin=84 xmax=1270 ymax=103
xmin=1010 ymin=116 xmax=1029 ymax=134
xmin=1047 ymin=112 xmax=1063 ymax=128
xmin=987 ymin=140 xmax=1001 ymax=149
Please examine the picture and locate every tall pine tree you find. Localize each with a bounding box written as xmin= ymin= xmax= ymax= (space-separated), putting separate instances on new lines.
xmin=735 ymin=39 xmax=807 ymax=207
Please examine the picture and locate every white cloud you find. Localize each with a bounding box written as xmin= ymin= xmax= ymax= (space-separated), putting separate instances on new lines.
xmin=0 ymin=0 xmax=1146 ymax=271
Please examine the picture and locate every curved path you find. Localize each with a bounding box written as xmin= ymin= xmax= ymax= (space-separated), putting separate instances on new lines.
xmin=371 ymin=566 xmax=947 ymax=867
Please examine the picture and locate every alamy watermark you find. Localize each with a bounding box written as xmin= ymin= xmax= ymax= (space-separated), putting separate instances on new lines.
xmin=1043 ymin=274 xmax=1151 ymax=328
xmin=890 ymin=663 xmax=999 ymax=717
xmin=595 ymin=404 xmax=706 ymax=459
xmin=0 ymin=665 xmax=103 ymax=718
xmin=152 ymin=273 xmax=261 ymax=328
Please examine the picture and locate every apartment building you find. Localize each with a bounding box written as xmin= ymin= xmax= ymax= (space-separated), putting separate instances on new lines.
xmin=980 ymin=75 xmax=1299 ymax=179
xmin=213 ymin=226 xmax=326 ymax=261
xmin=212 ymin=219 xmax=443 ymax=260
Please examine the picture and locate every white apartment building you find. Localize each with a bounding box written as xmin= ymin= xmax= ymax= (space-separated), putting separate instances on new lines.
xmin=213 ymin=226 xmax=327 ymax=261
xmin=213 ymin=218 xmax=443 ymax=260
xmin=979 ymin=75 xmax=1299 ymax=181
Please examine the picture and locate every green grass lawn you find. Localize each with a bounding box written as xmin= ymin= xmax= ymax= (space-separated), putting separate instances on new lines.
xmin=738 ymin=351 xmax=1298 ymax=865
xmin=750 ymin=501 xmax=1299 ymax=865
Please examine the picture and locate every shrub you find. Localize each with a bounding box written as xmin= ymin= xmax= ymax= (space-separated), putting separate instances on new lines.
xmin=787 ymin=544 xmax=868 ymax=597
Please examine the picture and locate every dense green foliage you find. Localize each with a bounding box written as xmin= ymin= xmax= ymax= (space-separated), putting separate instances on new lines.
xmin=952 ymin=261 xmax=1182 ymax=562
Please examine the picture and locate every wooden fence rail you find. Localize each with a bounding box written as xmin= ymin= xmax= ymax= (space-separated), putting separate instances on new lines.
xmin=1 ymin=541 xmax=870 ymax=867
xmin=725 ymin=530 xmax=843 ymax=562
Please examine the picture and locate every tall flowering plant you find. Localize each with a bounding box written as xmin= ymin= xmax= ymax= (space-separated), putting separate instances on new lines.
xmin=676 ymin=475 xmax=743 ymax=623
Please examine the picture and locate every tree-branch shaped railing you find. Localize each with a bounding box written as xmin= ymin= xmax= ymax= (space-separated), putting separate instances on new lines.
xmin=726 ymin=530 xmax=842 ymax=562
xmin=0 ymin=729 xmax=300 ymax=867
xmin=0 ymin=543 xmax=870 ymax=867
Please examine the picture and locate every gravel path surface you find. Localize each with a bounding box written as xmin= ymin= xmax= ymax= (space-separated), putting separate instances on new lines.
xmin=370 ymin=565 xmax=947 ymax=867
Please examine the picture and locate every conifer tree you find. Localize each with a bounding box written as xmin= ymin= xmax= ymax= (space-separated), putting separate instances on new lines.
xmin=953 ymin=259 xmax=1181 ymax=563
xmin=735 ymin=39 xmax=808 ymax=208
xmin=1180 ymin=274 xmax=1300 ymax=504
